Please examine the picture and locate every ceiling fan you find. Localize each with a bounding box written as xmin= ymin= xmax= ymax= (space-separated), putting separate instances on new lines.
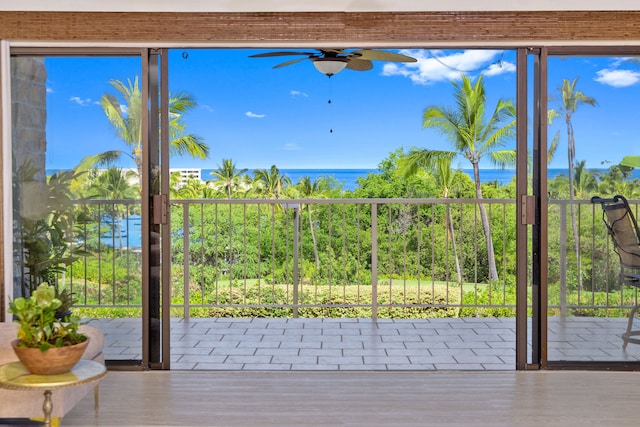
xmin=249 ymin=49 xmax=417 ymax=77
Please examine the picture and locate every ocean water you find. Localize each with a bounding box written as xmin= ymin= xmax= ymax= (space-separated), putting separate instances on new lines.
xmin=100 ymin=214 xmax=142 ymax=249
xmin=202 ymin=168 xmax=517 ymax=191
xmin=203 ymin=167 xmax=634 ymax=190
xmin=202 ymin=168 xmax=378 ymax=192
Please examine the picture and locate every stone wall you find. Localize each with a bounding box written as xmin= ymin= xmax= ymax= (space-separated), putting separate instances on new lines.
xmin=10 ymin=57 xmax=47 ymax=297
xmin=11 ymin=57 xmax=46 ymax=181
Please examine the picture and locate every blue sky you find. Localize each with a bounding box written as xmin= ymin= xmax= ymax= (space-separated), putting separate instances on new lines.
xmin=43 ymin=49 xmax=640 ymax=172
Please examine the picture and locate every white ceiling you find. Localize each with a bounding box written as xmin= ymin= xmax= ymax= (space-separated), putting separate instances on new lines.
xmin=0 ymin=0 xmax=637 ymax=12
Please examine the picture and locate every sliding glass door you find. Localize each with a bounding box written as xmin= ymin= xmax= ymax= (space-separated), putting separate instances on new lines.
xmin=9 ymin=48 xmax=170 ymax=369
xmin=529 ymin=47 xmax=640 ymax=368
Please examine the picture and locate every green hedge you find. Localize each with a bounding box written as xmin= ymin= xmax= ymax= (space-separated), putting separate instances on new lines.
xmin=177 ymin=283 xmax=460 ymax=318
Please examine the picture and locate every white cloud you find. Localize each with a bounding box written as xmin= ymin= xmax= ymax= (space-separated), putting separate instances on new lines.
xmin=382 ymin=50 xmax=513 ymax=85
xmin=46 ymin=87 xmax=54 ymax=93
xmin=201 ymin=104 xmax=215 ymax=113
xmin=483 ymin=61 xmax=516 ymax=77
xmin=291 ymin=90 xmax=308 ymax=97
xmin=283 ymin=143 xmax=301 ymax=151
xmin=69 ymin=96 xmax=92 ymax=106
xmin=594 ymin=68 xmax=640 ymax=87
xmin=246 ymin=111 xmax=266 ymax=118
xmin=609 ymin=57 xmax=637 ymax=68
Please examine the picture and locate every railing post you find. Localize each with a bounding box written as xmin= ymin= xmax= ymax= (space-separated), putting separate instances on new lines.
xmin=183 ymin=204 xmax=190 ymax=320
xmin=371 ymin=203 xmax=378 ymax=321
xmin=281 ymin=203 xmax=301 ymax=318
xmin=293 ymin=206 xmax=299 ymax=318
xmin=560 ymin=203 xmax=567 ymax=318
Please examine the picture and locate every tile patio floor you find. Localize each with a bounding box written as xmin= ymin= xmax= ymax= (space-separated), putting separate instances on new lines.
xmin=86 ymin=316 xmax=640 ymax=371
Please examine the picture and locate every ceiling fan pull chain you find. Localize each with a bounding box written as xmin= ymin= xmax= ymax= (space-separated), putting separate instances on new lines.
xmin=328 ymin=77 xmax=334 ymax=133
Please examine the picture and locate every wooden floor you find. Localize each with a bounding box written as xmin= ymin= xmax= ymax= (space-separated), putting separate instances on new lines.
xmin=60 ymin=370 xmax=640 ymax=426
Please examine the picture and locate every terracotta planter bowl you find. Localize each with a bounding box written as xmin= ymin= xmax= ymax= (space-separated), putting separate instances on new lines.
xmin=11 ymin=338 xmax=90 ymax=375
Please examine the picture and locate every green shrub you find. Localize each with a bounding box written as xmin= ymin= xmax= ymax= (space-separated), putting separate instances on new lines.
xmin=178 ymin=282 xmax=459 ymax=319
xmin=460 ymin=282 xmax=517 ymax=317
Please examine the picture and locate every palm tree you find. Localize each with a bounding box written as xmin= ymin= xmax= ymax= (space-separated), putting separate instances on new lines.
xmin=89 ymin=167 xmax=138 ymax=250
xmin=89 ymin=167 xmax=139 ymax=200
xmin=253 ymin=165 xmax=291 ymax=199
xmin=175 ymin=178 xmax=217 ymax=199
xmin=401 ymin=149 xmax=463 ymax=283
xmin=99 ymin=77 xmax=209 ymax=184
xmin=210 ymin=159 xmax=248 ymax=198
xmin=573 ymin=160 xmax=598 ymax=199
xmin=418 ymin=75 xmax=516 ymax=281
xmin=549 ymin=77 xmax=597 ymax=289
xmin=295 ymin=176 xmax=327 ymax=272
xmin=169 ymin=171 xmax=184 ymax=198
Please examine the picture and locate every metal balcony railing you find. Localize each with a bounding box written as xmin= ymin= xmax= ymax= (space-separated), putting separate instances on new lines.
xmin=33 ymin=197 xmax=639 ymax=319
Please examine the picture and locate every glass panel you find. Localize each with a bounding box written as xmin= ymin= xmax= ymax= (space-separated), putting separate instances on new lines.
xmin=546 ymin=54 xmax=640 ymax=363
xmin=165 ymin=48 xmax=520 ymax=370
xmin=11 ymin=55 xmax=143 ymax=363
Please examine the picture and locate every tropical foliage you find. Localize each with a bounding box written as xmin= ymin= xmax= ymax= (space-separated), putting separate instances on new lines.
xmin=27 ymin=141 xmax=640 ymax=320
xmin=549 ymin=77 xmax=598 ymax=290
xmin=407 ymin=75 xmax=516 ymax=281
xmin=95 ymin=77 xmax=209 ymax=183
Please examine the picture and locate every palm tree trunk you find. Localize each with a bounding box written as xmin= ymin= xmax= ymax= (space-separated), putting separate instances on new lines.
xmin=472 ymin=162 xmax=499 ymax=281
xmin=115 ymin=211 xmax=124 ymax=254
xmin=134 ymin=154 xmax=143 ymax=189
xmin=566 ymin=121 xmax=583 ymax=290
xmin=307 ymin=206 xmax=320 ymax=272
xmin=446 ymin=205 xmax=463 ymax=284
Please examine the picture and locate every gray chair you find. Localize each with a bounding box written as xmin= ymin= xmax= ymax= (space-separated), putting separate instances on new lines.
xmin=592 ymin=195 xmax=640 ymax=349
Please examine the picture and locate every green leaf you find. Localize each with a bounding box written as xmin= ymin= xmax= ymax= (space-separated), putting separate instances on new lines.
xmin=620 ymin=156 xmax=640 ymax=169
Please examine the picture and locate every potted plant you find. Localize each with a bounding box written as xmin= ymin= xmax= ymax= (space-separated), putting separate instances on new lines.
xmin=8 ymin=282 xmax=88 ymax=375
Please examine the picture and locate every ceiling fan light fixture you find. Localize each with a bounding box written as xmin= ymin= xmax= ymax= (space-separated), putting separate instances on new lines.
xmin=312 ymin=58 xmax=348 ymax=76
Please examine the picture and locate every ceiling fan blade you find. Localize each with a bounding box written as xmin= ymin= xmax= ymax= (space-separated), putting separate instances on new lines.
xmin=351 ymin=49 xmax=417 ymax=63
xmin=319 ymin=48 xmax=348 ymax=56
xmin=249 ymin=51 xmax=315 ymax=58
xmin=252 ymin=48 xmax=414 ymax=75
xmin=346 ymin=59 xmax=373 ymax=71
xmin=273 ymin=58 xmax=311 ymax=69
